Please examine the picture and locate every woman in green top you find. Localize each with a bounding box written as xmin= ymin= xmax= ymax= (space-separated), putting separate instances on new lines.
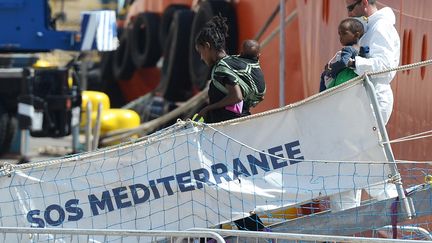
xmin=194 ymin=15 xmax=247 ymax=123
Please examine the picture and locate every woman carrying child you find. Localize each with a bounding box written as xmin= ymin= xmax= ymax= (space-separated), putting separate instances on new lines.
xmin=195 ymin=14 xmax=267 ymax=123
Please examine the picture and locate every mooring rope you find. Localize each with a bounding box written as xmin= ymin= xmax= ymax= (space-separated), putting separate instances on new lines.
xmin=2 ymin=59 xmax=432 ymax=174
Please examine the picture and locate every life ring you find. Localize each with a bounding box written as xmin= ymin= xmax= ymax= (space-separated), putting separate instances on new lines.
xmin=130 ymin=12 xmax=161 ymax=68
xmin=188 ymin=0 xmax=238 ymax=90
xmin=159 ymin=4 xmax=190 ymax=54
xmin=112 ymin=30 xmax=135 ymax=81
xmin=160 ymin=10 xmax=195 ymax=102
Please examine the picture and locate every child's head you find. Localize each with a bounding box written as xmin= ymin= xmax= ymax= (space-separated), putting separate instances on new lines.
xmin=240 ymin=39 xmax=261 ymax=59
xmin=338 ymin=18 xmax=364 ymax=46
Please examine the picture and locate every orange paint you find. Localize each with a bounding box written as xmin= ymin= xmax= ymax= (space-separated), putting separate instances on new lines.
xmin=117 ymin=67 xmax=160 ymax=102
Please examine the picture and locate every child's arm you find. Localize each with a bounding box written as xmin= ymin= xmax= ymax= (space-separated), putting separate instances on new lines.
xmin=328 ymin=47 xmax=357 ymax=77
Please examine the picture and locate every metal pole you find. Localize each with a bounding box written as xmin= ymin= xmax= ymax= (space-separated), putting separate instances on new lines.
xmin=80 ymin=61 xmax=88 ymax=91
xmin=253 ymin=3 xmax=280 ymax=41
xmin=19 ymin=130 xmax=29 ymax=158
xmin=363 ymin=75 xmax=414 ymax=219
xmin=71 ymin=106 xmax=81 ymax=154
xmin=279 ymin=0 xmax=286 ymax=107
xmin=17 ymin=68 xmax=32 ymax=163
xmin=85 ymin=101 xmax=92 ymax=151
xmin=71 ymin=126 xmax=80 ymax=154
xmin=92 ymin=102 xmax=103 ymax=150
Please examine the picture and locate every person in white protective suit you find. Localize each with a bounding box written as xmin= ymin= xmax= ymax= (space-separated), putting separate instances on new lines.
xmin=347 ymin=0 xmax=400 ymax=124
xmin=329 ymin=0 xmax=401 ymax=212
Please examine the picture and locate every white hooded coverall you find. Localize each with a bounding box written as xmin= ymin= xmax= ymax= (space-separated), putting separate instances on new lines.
xmin=330 ymin=7 xmax=400 ymax=212
xmin=355 ymin=7 xmax=401 ymax=124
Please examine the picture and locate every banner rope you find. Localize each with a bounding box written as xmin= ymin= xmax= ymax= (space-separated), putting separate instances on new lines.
xmin=2 ymin=60 xmax=432 ymax=174
xmin=1 ymin=118 xmax=432 ymax=177
xmin=0 ymin=122 xmax=189 ymax=173
xmin=383 ymin=129 xmax=432 ymax=144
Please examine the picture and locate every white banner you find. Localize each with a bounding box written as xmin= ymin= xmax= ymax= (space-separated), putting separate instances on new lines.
xmin=0 ymin=81 xmax=391 ymax=238
xmin=81 ymin=10 xmax=117 ymax=51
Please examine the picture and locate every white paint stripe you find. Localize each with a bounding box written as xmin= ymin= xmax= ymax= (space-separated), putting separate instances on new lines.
xmin=18 ymin=103 xmax=34 ymax=117
xmin=81 ymin=13 xmax=99 ymax=50
xmin=96 ymin=11 xmax=117 ymax=51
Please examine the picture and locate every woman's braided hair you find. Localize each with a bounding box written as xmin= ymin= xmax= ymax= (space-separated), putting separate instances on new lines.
xmin=195 ymin=14 xmax=229 ymax=51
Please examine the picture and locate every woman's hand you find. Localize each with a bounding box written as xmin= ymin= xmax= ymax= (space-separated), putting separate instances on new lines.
xmin=198 ymin=106 xmax=210 ymax=118
xmin=198 ymin=83 xmax=243 ymax=119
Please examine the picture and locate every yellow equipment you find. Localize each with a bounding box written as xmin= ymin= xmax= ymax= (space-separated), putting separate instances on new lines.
xmin=33 ymin=59 xmax=55 ymax=68
xmin=81 ymin=91 xmax=140 ymax=145
xmin=99 ymin=109 xmax=140 ymax=137
xmin=82 ymin=91 xmax=110 ymax=111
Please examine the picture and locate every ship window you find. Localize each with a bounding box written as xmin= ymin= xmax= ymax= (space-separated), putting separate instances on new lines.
xmin=402 ymin=30 xmax=407 ymax=73
xmin=407 ymin=30 xmax=413 ymax=74
xmin=421 ymin=34 xmax=428 ymax=80
xmin=322 ymin=0 xmax=330 ymax=24
xmin=402 ymin=29 xmax=413 ymax=74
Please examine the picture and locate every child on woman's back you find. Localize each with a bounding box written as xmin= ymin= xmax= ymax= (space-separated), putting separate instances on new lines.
xmin=236 ymin=39 xmax=266 ymax=106
xmin=223 ymin=39 xmax=266 ymax=114
xmin=240 ymin=39 xmax=261 ymax=60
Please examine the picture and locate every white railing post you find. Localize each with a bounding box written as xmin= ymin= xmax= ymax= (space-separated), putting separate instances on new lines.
xmin=363 ymin=75 xmax=414 ymax=219
xmin=85 ymin=101 xmax=93 ymax=151
xmin=92 ymin=102 xmax=103 ymax=150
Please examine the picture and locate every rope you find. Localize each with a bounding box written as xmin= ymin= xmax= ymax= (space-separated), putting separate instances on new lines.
xmin=125 ymin=58 xmax=432 ymax=134
xmin=395 ymin=160 xmax=432 ymax=164
xmin=260 ymin=10 xmax=298 ymax=49
xmin=366 ymin=59 xmax=432 ymax=76
xmin=98 ymin=58 xmax=432 ymax=161
xmin=0 ymin=122 xmax=189 ymax=174
xmin=389 ymin=173 xmax=402 ymax=185
xmin=194 ymin=121 xmax=432 ymax=165
xmin=100 ymin=87 xmax=209 ymax=145
xmin=185 ymin=121 xmax=427 ymax=165
xmin=3 ymin=117 xmax=431 ymax=177
xmin=1 ymin=120 xmax=430 ymax=178
xmin=4 ymin=58 xmax=432 ymax=175
xmin=209 ymin=77 xmax=363 ymax=127
xmin=383 ymin=129 xmax=432 ymax=144
xmin=1 ymin=162 xmax=14 ymax=177
xmin=253 ymin=1 xmax=282 ymax=41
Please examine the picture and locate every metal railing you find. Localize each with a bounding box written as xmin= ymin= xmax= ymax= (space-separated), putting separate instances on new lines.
xmin=0 ymin=227 xmax=225 ymax=243
xmin=373 ymin=225 xmax=432 ymax=240
xmin=0 ymin=226 xmax=430 ymax=243
xmin=192 ymin=228 xmax=432 ymax=243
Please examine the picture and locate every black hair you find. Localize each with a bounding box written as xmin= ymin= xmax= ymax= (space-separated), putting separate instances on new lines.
xmin=241 ymin=39 xmax=260 ymax=59
xmin=339 ymin=17 xmax=365 ymax=37
xmin=195 ymin=14 xmax=229 ymax=51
